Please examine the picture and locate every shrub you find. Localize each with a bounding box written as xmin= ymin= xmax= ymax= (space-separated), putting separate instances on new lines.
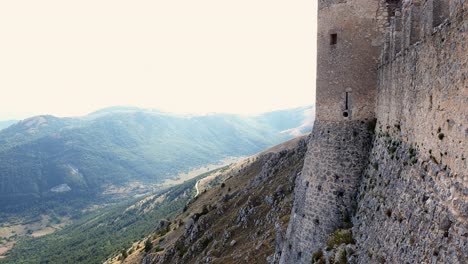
xmin=326 ymin=229 xmax=354 ymax=249
xmin=221 ymin=183 xmax=226 ymax=188
xmin=154 ymin=245 xmax=164 ymax=252
xmin=144 ymin=239 xmax=152 ymax=253
xmin=121 ymin=249 xmax=128 ymax=259
xmin=311 ymin=249 xmax=325 ymax=264
xmin=438 ymin=133 xmax=445 ymax=140
xmin=337 ymin=250 xmax=348 ymax=264
xmin=201 ymin=205 xmax=209 ymax=215
xmin=200 ymin=237 xmax=212 ymax=249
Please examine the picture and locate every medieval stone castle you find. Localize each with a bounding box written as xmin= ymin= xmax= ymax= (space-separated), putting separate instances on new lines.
xmin=278 ymin=0 xmax=466 ymax=263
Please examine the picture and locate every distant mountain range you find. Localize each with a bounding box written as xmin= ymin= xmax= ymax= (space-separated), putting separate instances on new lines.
xmin=0 ymin=106 xmax=313 ymax=210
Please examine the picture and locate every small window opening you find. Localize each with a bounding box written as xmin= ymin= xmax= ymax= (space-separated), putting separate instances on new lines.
xmin=345 ymin=92 xmax=349 ymax=109
xmin=330 ymin=34 xmax=337 ymax=45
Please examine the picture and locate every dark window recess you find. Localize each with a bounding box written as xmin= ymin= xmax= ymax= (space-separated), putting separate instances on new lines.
xmin=345 ymin=92 xmax=349 ymax=109
xmin=330 ymin=33 xmax=338 ymax=45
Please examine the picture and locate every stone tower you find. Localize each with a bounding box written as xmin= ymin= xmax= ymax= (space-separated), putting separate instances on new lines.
xmin=279 ymin=0 xmax=382 ymax=263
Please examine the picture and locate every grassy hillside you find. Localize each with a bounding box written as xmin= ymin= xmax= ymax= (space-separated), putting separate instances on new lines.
xmin=0 ymin=106 xmax=312 ymax=211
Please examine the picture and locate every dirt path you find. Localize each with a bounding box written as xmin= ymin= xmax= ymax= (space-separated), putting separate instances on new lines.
xmin=195 ymin=180 xmax=200 ymax=196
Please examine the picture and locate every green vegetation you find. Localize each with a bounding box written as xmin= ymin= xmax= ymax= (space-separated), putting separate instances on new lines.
xmin=154 ymin=245 xmax=164 ymax=252
xmin=144 ymin=239 xmax=153 ymax=253
xmin=0 ymin=107 xmax=310 ymax=211
xmin=0 ymin=171 xmax=210 ymax=264
xmin=311 ymin=249 xmax=325 ymax=264
xmin=326 ymin=229 xmax=354 ymax=249
xmin=337 ymin=250 xmax=348 ymax=264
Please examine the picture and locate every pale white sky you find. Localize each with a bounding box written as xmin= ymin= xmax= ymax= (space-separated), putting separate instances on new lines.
xmin=0 ymin=0 xmax=317 ymax=120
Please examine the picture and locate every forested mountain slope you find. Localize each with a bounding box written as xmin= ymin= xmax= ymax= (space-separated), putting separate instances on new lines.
xmin=0 ymin=106 xmax=312 ymax=210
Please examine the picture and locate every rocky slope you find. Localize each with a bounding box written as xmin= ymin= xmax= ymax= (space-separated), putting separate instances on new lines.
xmin=105 ymin=134 xmax=310 ymax=264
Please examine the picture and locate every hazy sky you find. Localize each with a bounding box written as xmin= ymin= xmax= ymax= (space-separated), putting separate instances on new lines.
xmin=0 ymin=0 xmax=317 ymax=120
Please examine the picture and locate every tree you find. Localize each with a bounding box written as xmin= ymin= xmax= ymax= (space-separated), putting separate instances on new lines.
xmin=144 ymin=239 xmax=152 ymax=253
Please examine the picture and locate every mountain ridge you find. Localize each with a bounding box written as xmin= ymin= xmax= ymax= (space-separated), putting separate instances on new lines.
xmin=0 ymin=106 xmax=313 ymax=211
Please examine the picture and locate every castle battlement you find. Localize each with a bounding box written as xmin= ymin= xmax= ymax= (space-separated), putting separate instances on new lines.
xmin=381 ymin=0 xmax=459 ymax=65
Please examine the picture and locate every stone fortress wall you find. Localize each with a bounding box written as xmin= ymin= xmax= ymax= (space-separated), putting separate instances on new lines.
xmin=279 ymin=120 xmax=375 ymax=263
xmin=280 ymin=0 xmax=467 ymax=263
xmin=280 ymin=0 xmax=382 ymax=262
xmin=354 ymin=0 xmax=467 ymax=262
xmin=315 ymin=0 xmax=381 ymax=121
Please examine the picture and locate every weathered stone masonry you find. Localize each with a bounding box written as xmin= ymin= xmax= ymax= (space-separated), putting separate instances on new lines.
xmin=280 ymin=0 xmax=382 ymax=263
xmin=355 ymin=0 xmax=467 ymax=263
xmin=280 ymin=121 xmax=374 ymax=263
xmin=280 ymin=0 xmax=466 ymax=263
